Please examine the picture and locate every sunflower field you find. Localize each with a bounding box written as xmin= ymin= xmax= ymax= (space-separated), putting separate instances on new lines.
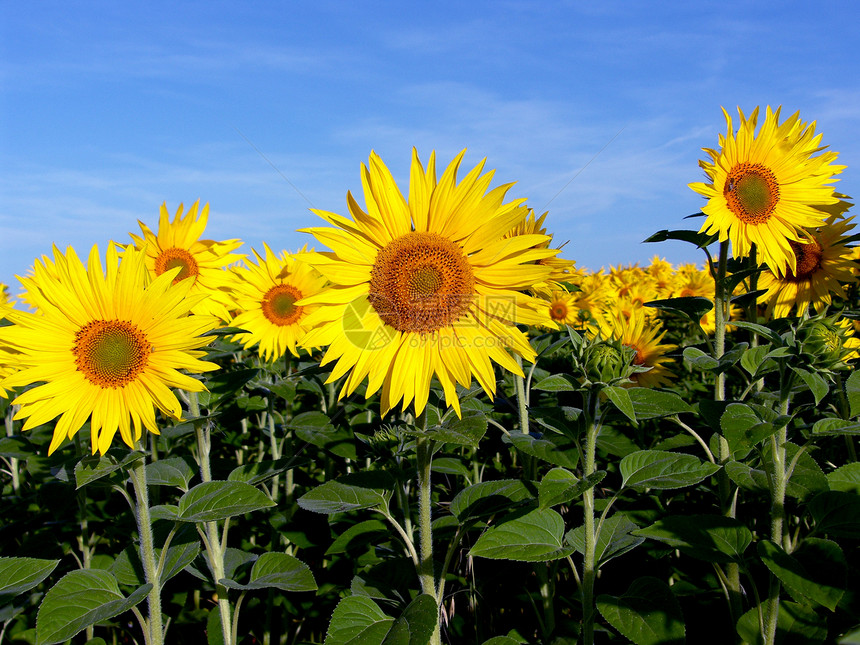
xmin=2 ymin=106 xmax=860 ymax=645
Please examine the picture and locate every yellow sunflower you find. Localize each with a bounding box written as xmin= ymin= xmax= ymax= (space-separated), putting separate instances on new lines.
xmin=0 ymin=283 xmax=9 ymax=306
xmin=595 ymin=306 xmax=675 ymax=388
xmin=506 ymin=210 xmax=576 ymax=297
xmin=298 ymin=149 xmax=557 ymax=416
xmin=230 ymin=244 xmax=328 ymax=361
xmin=690 ymin=106 xmax=844 ymax=275
xmin=0 ymin=244 xmax=219 ymax=455
xmin=545 ymin=289 xmax=580 ymax=327
xmin=129 ymin=201 xmax=244 ymax=321
xmin=759 ymin=214 xmax=857 ymax=319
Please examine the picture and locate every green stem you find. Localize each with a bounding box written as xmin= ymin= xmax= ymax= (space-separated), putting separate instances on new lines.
xmin=713 ymin=241 xmax=729 ymax=402
xmin=581 ymin=392 xmax=600 ymax=645
xmin=190 ymin=392 xmax=233 ymax=645
xmin=415 ymin=409 xmax=441 ymax=645
xmin=4 ymin=405 xmax=19 ymax=494
xmin=128 ymin=446 xmax=163 ymax=645
xmin=763 ymin=379 xmax=792 ymax=645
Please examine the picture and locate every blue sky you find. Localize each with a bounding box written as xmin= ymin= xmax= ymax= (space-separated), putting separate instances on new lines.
xmin=2 ymin=1 xmax=859 ymax=288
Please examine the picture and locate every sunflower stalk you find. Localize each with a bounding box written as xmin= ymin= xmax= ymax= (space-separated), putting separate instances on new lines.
xmin=414 ymin=409 xmax=441 ymax=645
xmin=129 ymin=446 xmax=164 ymax=645
xmin=581 ymin=390 xmax=601 ymax=645
xmin=190 ymin=391 xmax=234 ymax=645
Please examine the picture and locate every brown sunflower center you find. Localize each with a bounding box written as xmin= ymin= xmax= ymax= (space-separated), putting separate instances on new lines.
xmin=74 ymin=320 xmax=151 ymax=388
xmin=724 ymin=162 xmax=780 ymax=224
xmin=262 ymin=284 xmax=303 ymax=326
xmin=785 ymin=240 xmax=823 ymax=282
xmin=550 ymin=301 xmax=569 ymax=322
xmin=368 ymin=232 xmax=475 ymax=333
xmin=154 ymin=248 xmax=199 ymax=284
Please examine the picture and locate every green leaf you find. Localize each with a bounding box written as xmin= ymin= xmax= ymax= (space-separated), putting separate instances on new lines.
xmin=145 ymin=456 xmax=197 ymax=491
xmin=567 ymin=514 xmax=644 ymax=566
xmin=380 ymin=595 xmax=438 ymax=645
xmin=729 ymin=320 xmax=785 ymax=346
xmin=112 ymin=527 xmax=200 ymax=587
xmin=470 ymin=508 xmax=574 ymax=562
xmin=810 ymin=491 xmax=860 ymax=538
xmin=298 ymin=472 xmax=394 ymax=515
xmin=0 ymin=436 xmax=35 ymax=459
xmin=627 ymin=388 xmax=693 ymax=419
xmin=176 ymin=481 xmax=276 ymax=522
xmin=758 ymin=539 xmax=846 ymax=611
xmin=827 ymin=463 xmax=860 ymax=493
xmin=431 ymin=457 xmax=471 ymax=478
xmin=633 ymin=515 xmax=752 ymax=563
xmin=596 ymin=577 xmax=685 ymax=645
xmin=740 ymin=344 xmax=777 ymax=379
xmin=620 ymin=450 xmax=720 ymax=491
xmin=35 ymin=570 xmax=150 ymax=645
xmin=646 ymin=297 xmax=713 ymax=323
xmin=538 ymin=468 xmax=606 ymax=509
xmin=725 ymin=460 xmax=768 ymax=492
xmin=324 ymin=595 xmax=393 ymax=645
xmin=683 ymin=346 xmax=719 ymax=370
xmin=228 ymin=457 xmax=304 ymax=486
xmin=642 ymin=227 xmax=716 ymax=248
xmin=736 ymin=601 xmax=827 ymax=644
xmin=597 ymin=425 xmax=641 ymax=458
xmin=532 ymin=374 xmax=579 ymax=391
xmin=845 ymin=371 xmax=860 ymax=418
xmin=762 ymin=442 xmax=828 ymax=500
xmin=603 ymin=385 xmax=636 ymax=422
xmin=74 ymin=450 xmax=143 ymax=489
xmin=220 ymin=552 xmax=317 ymax=593
xmin=326 ymin=520 xmax=390 ymax=555
xmin=450 ymin=479 xmax=535 ymax=521
xmin=200 ymin=368 xmax=259 ymax=408
xmin=427 ymin=412 xmax=488 ymax=447
xmin=504 ymin=432 xmax=578 ymax=468
xmin=812 ymin=417 xmax=860 ymax=435
xmin=480 ymin=638 xmax=525 ymax=645
xmin=791 ymin=366 xmax=830 ymax=405
xmin=291 ymin=412 xmax=357 ymax=460
xmin=720 ymin=403 xmax=777 ymax=458
xmin=0 ymin=557 xmax=59 ymax=597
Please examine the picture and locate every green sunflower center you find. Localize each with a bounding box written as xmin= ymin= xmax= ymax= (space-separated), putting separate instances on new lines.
xmin=369 ymin=232 xmax=475 ymax=334
xmin=74 ymin=320 xmax=152 ymax=388
xmin=785 ymin=240 xmax=823 ymax=282
xmin=155 ymin=248 xmax=199 ymax=284
xmin=724 ymin=162 xmax=780 ymax=224
xmin=262 ymin=284 xmax=303 ymax=326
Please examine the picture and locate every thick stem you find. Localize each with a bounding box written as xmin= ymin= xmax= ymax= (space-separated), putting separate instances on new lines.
xmin=190 ymin=392 xmax=233 ymax=645
xmin=713 ymin=241 xmax=729 ymax=402
xmin=5 ymin=406 xmax=19 ymax=493
xmin=415 ymin=410 xmax=441 ymax=645
xmin=581 ymin=393 xmax=599 ymax=645
xmin=128 ymin=449 xmax=163 ymax=645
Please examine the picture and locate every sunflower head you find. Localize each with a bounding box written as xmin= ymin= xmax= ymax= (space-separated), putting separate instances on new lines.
xmin=690 ymin=106 xmax=844 ymax=275
xmin=800 ymin=314 xmax=860 ymax=369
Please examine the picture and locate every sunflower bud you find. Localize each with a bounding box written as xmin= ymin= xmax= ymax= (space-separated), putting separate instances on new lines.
xmin=799 ymin=315 xmax=858 ymax=370
xmin=582 ymin=339 xmax=636 ymax=384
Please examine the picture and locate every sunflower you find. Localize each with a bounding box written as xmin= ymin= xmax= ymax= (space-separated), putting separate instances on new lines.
xmin=690 ymin=106 xmax=844 ymax=275
xmin=545 ymin=289 xmax=580 ymax=327
xmin=595 ymin=306 xmax=675 ymax=388
xmin=0 ymin=244 xmax=219 ymax=455
xmin=298 ymin=149 xmax=557 ymax=416
xmin=506 ymin=210 xmax=576 ymax=297
xmin=759 ymin=213 xmax=857 ymax=319
xmin=0 ymin=283 xmax=9 ymax=306
xmin=230 ymin=244 xmax=328 ymax=361
xmin=129 ymin=201 xmax=244 ymax=321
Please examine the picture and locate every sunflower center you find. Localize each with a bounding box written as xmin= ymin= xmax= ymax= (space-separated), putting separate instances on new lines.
xmin=550 ymin=301 xmax=569 ymax=322
xmin=724 ymin=163 xmax=780 ymax=224
xmin=154 ymin=248 xmax=199 ymax=284
xmin=785 ymin=240 xmax=823 ymax=282
xmin=369 ymin=232 xmax=475 ymax=333
xmin=262 ymin=284 xmax=303 ymax=326
xmin=74 ymin=320 xmax=151 ymax=388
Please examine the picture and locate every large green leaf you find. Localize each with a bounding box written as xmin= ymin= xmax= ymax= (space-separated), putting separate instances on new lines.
xmin=720 ymin=403 xmax=777 ymax=458
xmin=596 ymin=577 xmax=685 ymax=645
xmin=758 ymin=539 xmax=846 ymax=611
xmin=380 ymin=594 xmax=438 ymax=645
xmin=790 ymin=366 xmax=830 ymax=405
xmin=626 ymin=388 xmax=693 ymax=419
xmin=112 ymin=527 xmax=200 ymax=587
xmin=35 ymin=570 xmax=150 ymax=645
xmin=470 ymin=508 xmax=573 ymax=562
xmin=504 ymin=432 xmax=578 ymax=468
xmin=145 ymin=456 xmax=197 ymax=491
xmin=176 ymin=480 xmax=276 ymax=522
xmin=620 ymin=450 xmax=720 ymax=491
xmin=810 ymin=491 xmax=860 ymax=537
xmin=633 ymin=515 xmax=752 ymax=563
xmin=450 ymin=479 xmax=535 ymax=521
xmin=291 ymin=411 xmax=357 ymax=460
xmin=567 ymin=514 xmax=644 ymax=566
xmin=0 ymin=557 xmax=59 ymax=597
xmin=326 ymin=520 xmax=390 ymax=555
xmin=74 ymin=450 xmax=143 ymax=489
xmin=603 ymin=385 xmax=636 ymax=422
xmin=426 ymin=412 xmax=487 ymax=447
xmin=220 ymin=552 xmax=317 ymax=593
xmin=846 ymin=370 xmax=860 ymax=418
xmin=538 ymin=468 xmax=606 ymax=509
xmin=324 ymin=595 xmax=393 ymax=645
xmin=298 ymin=472 xmax=394 ymax=515
xmin=228 ymin=457 xmax=305 ymax=486
xmin=827 ymin=462 xmax=860 ymax=493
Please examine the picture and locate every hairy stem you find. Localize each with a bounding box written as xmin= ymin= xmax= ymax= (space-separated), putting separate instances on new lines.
xmin=129 ymin=448 xmax=163 ymax=645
